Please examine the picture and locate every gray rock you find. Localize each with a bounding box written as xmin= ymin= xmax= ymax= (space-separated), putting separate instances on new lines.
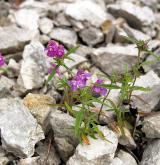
xmin=49 ymin=28 xmax=77 ymax=47
xmin=65 ymin=0 xmax=109 ymax=28
xmin=109 ymin=157 xmax=123 ymax=165
xmin=14 ymin=9 xmax=39 ymax=30
xmin=79 ymin=27 xmax=104 ymax=46
xmin=55 ymin=12 xmax=71 ymax=26
xmin=67 ymin=126 xmax=118 ymax=165
xmin=0 ymin=98 xmax=44 ymax=158
xmin=142 ymin=112 xmax=160 ymax=138
xmin=132 ymin=70 xmax=160 ymax=113
xmin=117 ymin=150 xmax=137 ymax=165
xmin=23 ymin=93 xmax=55 ymax=131
xmin=18 ymin=41 xmax=48 ymax=90
xmin=19 ymin=157 xmax=41 ymax=165
xmin=0 ymin=76 xmax=15 ymax=98
xmin=0 ymin=25 xmax=38 ymax=54
xmin=91 ymin=44 xmax=138 ymax=75
xmin=0 ymin=146 xmax=9 ymax=165
xmin=8 ymin=59 xmax=20 ymax=77
xmin=108 ymin=1 xmax=155 ymax=29
xmin=140 ymin=139 xmax=160 ymax=165
xmin=39 ymin=17 xmax=53 ymax=34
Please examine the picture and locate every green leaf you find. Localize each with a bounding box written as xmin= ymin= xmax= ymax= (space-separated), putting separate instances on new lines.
xmin=75 ymin=110 xmax=84 ymax=136
xmin=65 ymin=45 xmax=80 ymax=57
xmin=45 ymin=68 xmax=56 ymax=85
xmin=97 ymin=84 xmax=121 ymax=89
xmin=129 ymin=86 xmax=150 ymax=91
xmin=64 ymin=102 xmax=76 ymax=117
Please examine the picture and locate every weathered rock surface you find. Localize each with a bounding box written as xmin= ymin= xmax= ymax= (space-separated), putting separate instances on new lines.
xmin=18 ymin=41 xmax=48 ymax=90
xmin=39 ymin=17 xmax=53 ymax=34
xmin=132 ymin=70 xmax=160 ymax=113
xmin=0 ymin=25 xmax=38 ymax=54
xmin=67 ymin=126 xmax=118 ymax=165
xmin=19 ymin=157 xmax=41 ymax=165
xmin=108 ymin=1 xmax=155 ymax=29
xmin=142 ymin=112 xmax=160 ymax=138
xmin=0 ymin=98 xmax=44 ymax=158
xmin=140 ymin=139 xmax=160 ymax=165
xmin=49 ymin=28 xmax=77 ymax=47
xmin=0 ymin=147 xmax=9 ymax=165
xmin=23 ymin=93 xmax=55 ymax=130
xmin=91 ymin=44 xmax=138 ymax=75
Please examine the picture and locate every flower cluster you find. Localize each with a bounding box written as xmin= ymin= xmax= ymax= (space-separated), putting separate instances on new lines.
xmin=48 ymin=63 xmax=61 ymax=77
xmin=68 ymin=69 xmax=91 ymax=91
xmin=45 ymin=40 xmax=65 ymax=58
xmin=0 ymin=53 xmax=5 ymax=67
xmin=92 ymin=79 xmax=107 ymax=96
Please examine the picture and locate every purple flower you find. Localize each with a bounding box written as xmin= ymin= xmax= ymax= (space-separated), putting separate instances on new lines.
xmin=68 ymin=69 xmax=91 ymax=91
xmin=45 ymin=40 xmax=65 ymax=58
xmin=0 ymin=53 xmax=5 ymax=67
xmin=48 ymin=63 xmax=61 ymax=77
xmin=92 ymin=79 xmax=107 ymax=96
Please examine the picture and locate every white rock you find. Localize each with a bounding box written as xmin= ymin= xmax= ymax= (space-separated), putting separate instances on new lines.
xmin=140 ymin=139 xmax=160 ymax=165
xmin=132 ymin=70 xmax=160 ymax=113
xmin=0 ymin=98 xmax=44 ymax=158
xmin=142 ymin=112 xmax=160 ymax=138
xmin=49 ymin=28 xmax=77 ymax=47
xmin=108 ymin=1 xmax=155 ymax=29
xmin=65 ymin=0 xmax=108 ymax=28
xmin=67 ymin=126 xmax=118 ymax=165
xmin=0 ymin=147 xmax=9 ymax=165
xmin=14 ymin=9 xmax=39 ymax=30
xmin=18 ymin=41 xmax=48 ymax=90
xmin=109 ymin=157 xmax=123 ymax=165
xmin=19 ymin=157 xmax=40 ymax=165
xmin=39 ymin=17 xmax=53 ymax=34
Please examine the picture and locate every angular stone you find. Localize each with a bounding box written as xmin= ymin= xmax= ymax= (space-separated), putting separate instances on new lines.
xmin=0 ymin=25 xmax=38 ymax=54
xmin=79 ymin=27 xmax=104 ymax=46
xmin=67 ymin=126 xmax=118 ymax=165
xmin=142 ymin=112 xmax=160 ymax=138
xmin=0 ymin=98 xmax=44 ymax=158
xmin=90 ymin=44 xmax=138 ymax=75
xmin=18 ymin=41 xmax=48 ymax=90
xmin=132 ymin=70 xmax=160 ymax=113
xmin=0 ymin=147 xmax=9 ymax=165
xmin=49 ymin=28 xmax=77 ymax=47
xmin=109 ymin=157 xmax=123 ymax=165
xmin=140 ymin=139 xmax=160 ymax=165
xmin=23 ymin=93 xmax=55 ymax=130
xmin=108 ymin=1 xmax=155 ymax=29
xmin=19 ymin=157 xmax=41 ymax=165
xmin=14 ymin=9 xmax=39 ymax=30
xmin=39 ymin=17 xmax=53 ymax=34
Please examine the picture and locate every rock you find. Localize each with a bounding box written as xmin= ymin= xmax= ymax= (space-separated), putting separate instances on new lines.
xmin=67 ymin=126 xmax=118 ymax=165
xmin=132 ymin=70 xmax=160 ymax=113
xmin=140 ymin=139 xmax=160 ymax=165
xmin=19 ymin=157 xmax=41 ymax=165
xmin=0 ymin=76 xmax=15 ymax=98
xmin=0 ymin=25 xmax=38 ymax=54
xmin=23 ymin=93 xmax=55 ymax=131
xmin=56 ymin=12 xmax=71 ymax=26
xmin=35 ymin=139 xmax=61 ymax=165
xmin=18 ymin=41 xmax=48 ymax=90
xmin=49 ymin=28 xmax=77 ymax=47
xmin=90 ymin=44 xmax=138 ymax=75
xmin=75 ymin=45 xmax=95 ymax=57
xmin=14 ymin=9 xmax=39 ymax=30
xmin=0 ymin=98 xmax=44 ymax=158
xmin=108 ymin=1 xmax=155 ymax=29
xmin=142 ymin=112 xmax=160 ymax=138
xmin=39 ymin=17 xmax=53 ymax=34
xmin=50 ymin=110 xmax=78 ymax=161
xmin=109 ymin=157 xmax=123 ymax=165
xmin=117 ymin=150 xmax=137 ymax=165
xmin=39 ymin=34 xmax=50 ymax=45
xmin=0 ymin=147 xmax=9 ymax=165
xmin=8 ymin=59 xmax=20 ymax=77
xmin=79 ymin=27 xmax=104 ymax=46
xmin=0 ymin=1 xmax=10 ymax=26
xmin=65 ymin=0 xmax=110 ymax=28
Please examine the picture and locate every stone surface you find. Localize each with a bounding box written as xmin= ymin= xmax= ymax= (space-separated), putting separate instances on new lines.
xmin=67 ymin=126 xmax=118 ymax=165
xmin=14 ymin=9 xmax=39 ymax=30
xmin=19 ymin=157 xmax=41 ymax=165
xmin=8 ymin=59 xmax=20 ymax=77
xmin=49 ymin=28 xmax=77 ymax=47
xmin=79 ymin=27 xmax=104 ymax=46
xmin=0 ymin=25 xmax=38 ymax=54
xmin=0 ymin=76 xmax=15 ymax=98
xmin=0 ymin=147 xmax=9 ymax=165
xmin=18 ymin=41 xmax=48 ymax=90
xmin=0 ymin=98 xmax=44 ymax=158
xmin=142 ymin=112 xmax=160 ymax=138
xmin=132 ymin=70 xmax=160 ymax=113
xmin=140 ymin=139 xmax=160 ymax=165
xmin=117 ymin=150 xmax=137 ymax=165
xmin=90 ymin=44 xmax=138 ymax=75
xmin=109 ymin=157 xmax=123 ymax=165
xmin=65 ymin=0 xmax=109 ymax=28
xmin=108 ymin=1 xmax=155 ymax=29
xmin=39 ymin=17 xmax=53 ymax=34
xmin=23 ymin=93 xmax=55 ymax=130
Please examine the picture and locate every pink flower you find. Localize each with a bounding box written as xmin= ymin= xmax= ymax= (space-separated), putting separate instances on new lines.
xmin=0 ymin=53 xmax=5 ymax=67
xmin=48 ymin=64 xmax=61 ymax=77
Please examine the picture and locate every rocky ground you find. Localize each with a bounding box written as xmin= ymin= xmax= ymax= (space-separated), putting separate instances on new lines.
xmin=0 ymin=0 xmax=160 ymax=164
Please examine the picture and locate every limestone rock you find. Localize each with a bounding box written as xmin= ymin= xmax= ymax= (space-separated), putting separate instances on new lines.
xmin=39 ymin=17 xmax=53 ymax=34
xmin=0 ymin=98 xmax=44 ymax=158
